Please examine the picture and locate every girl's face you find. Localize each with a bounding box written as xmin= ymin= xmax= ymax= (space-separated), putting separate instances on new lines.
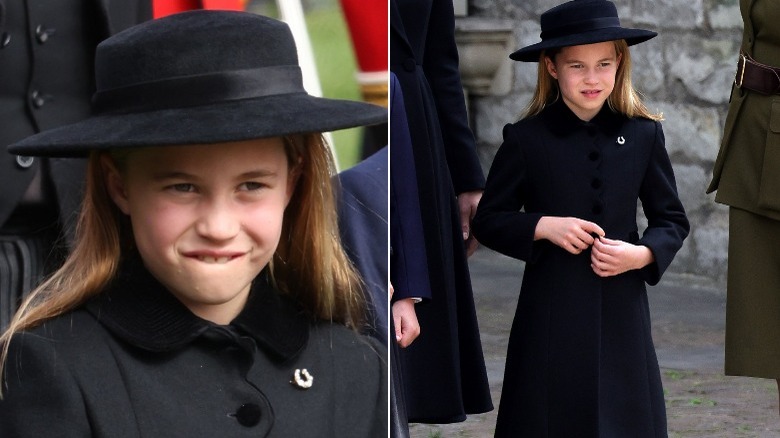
xmin=545 ymin=41 xmax=621 ymax=121
xmin=105 ymin=138 xmax=296 ymax=324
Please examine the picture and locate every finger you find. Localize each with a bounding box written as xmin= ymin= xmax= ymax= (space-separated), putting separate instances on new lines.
xmin=394 ymin=315 xmax=403 ymax=343
xmin=581 ymin=221 xmax=605 ymax=238
xmin=592 ymin=265 xmax=608 ymax=277
xmin=593 ymin=239 xmax=616 ymax=258
xmin=399 ymin=331 xmax=411 ymax=348
xmin=590 ymin=253 xmax=607 ymax=271
xmin=576 ymin=227 xmax=601 ymax=247
xmin=460 ymin=207 xmax=471 ymax=241
xmin=398 ymin=321 xmax=418 ymax=348
xmin=599 ymin=236 xmax=621 ymax=245
xmin=593 ymin=250 xmax=615 ymax=266
xmin=465 ymin=236 xmax=479 ymax=257
xmin=591 ymin=262 xmax=614 ymax=277
xmin=407 ymin=323 xmax=421 ymax=345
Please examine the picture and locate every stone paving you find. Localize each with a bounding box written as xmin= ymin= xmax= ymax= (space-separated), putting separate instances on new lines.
xmin=409 ymin=249 xmax=780 ymax=437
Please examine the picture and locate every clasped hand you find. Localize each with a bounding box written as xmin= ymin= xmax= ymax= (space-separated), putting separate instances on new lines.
xmin=535 ymin=216 xmax=653 ymax=277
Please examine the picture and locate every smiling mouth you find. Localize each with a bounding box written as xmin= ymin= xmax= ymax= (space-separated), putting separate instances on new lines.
xmin=185 ymin=253 xmax=245 ymax=264
xmin=197 ymin=256 xmax=233 ymax=264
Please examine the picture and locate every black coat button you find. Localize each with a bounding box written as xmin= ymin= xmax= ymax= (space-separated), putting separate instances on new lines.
xmin=1 ymin=32 xmax=10 ymax=48
xmin=234 ymin=403 xmax=261 ymax=427
xmin=35 ymin=25 xmax=55 ymax=44
xmin=588 ymin=151 xmax=600 ymax=161
xmin=592 ymin=203 xmax=603 ymax=215
xmin=403 ymin=58 xmax=416 ymax=72
xmin=591 ymin=178 xmax=602 ymax=189
xmin=586 ymin=126 xmax=596 ymax=137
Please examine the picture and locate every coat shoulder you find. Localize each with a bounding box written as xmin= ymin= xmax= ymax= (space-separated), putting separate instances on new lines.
xmin=501 ymin=115 xmax=544 ymax=144
xmin=4 ymin=309 xmax=108 ymax=385
xmin=11 ymin=308 xmax=102 ymax=351
xmin=627 ymin=116 xmax=662 ymax=136
xmin=306 ymin=323 xmax=386 ymax=395
xmin=308 ymin=323 xmax=386 ymax=364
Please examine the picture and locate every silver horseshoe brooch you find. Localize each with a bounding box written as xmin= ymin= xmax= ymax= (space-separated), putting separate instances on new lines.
xmin=291 ymin=368 xmax=314 ymax=389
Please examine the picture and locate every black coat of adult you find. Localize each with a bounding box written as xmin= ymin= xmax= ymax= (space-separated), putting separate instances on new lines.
xmin=0 ymin=256 xmax=387 ymax=437
xmin=0 ymin=0 xmax=151 ymax=234
xmin=390 ymin=0 xmax=493 ymax=423
xmin=472 ymin=100 xmax=689 ymax=437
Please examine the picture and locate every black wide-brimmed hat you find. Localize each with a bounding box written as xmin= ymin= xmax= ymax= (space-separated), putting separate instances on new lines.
xmin=8 ymin=10 xmax=387 ymax=157
xmin=510 ymin=0 xmax=657 ymax=62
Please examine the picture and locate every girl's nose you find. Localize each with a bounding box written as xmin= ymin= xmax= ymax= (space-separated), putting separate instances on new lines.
xmin=584 ymin=68 xmax=599 ymax=84
xmin=195 ymin=199 xmax=241 ymax=241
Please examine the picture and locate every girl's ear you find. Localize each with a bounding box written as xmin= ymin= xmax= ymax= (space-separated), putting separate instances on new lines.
xmin=101 ymin=154 xmax=131 ymax=215
xmin=544 ymin=56 xmax=558 ymax=79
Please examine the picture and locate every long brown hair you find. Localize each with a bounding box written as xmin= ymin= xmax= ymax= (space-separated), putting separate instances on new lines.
xmin=0 ymin=134 xmax=366 ymax=383
xmin=522 ymin=39 xmax=662 ymax=121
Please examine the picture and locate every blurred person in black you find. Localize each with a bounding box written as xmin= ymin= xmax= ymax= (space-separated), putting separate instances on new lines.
xmin=390 ymin=0 xmax=493 ymax=423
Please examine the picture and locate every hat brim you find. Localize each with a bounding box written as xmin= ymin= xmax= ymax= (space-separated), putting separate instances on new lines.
xmin=509 ymin=28 xmax=657 ymax=62
xmin=8 ymin=94 xmax=387 ymax=157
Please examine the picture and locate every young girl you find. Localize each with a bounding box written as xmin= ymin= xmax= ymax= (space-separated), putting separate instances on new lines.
xmin=472 ymin=1 xmax=689 ymax=436
xmin=0 ymin=11 xmax=387 ymax=437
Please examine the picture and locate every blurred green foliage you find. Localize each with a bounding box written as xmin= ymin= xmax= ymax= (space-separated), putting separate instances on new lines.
xmin=246 ymin=0 xmax=364 ymax=170
xmin=306 ymin=5 xmax=363 ymax=170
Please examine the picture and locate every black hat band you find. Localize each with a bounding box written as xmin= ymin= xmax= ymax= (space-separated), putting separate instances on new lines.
xmin=92 ymin=65 xmax=305 ymax=114
xmin=541 ymin=16 xmax=620 ymax=40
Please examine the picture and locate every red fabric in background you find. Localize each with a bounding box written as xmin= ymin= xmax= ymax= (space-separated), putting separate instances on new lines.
xmin=339 ymin=0 xmax=388 ymax=73
xmin=153 ymin=0 xmax=244 ymax=18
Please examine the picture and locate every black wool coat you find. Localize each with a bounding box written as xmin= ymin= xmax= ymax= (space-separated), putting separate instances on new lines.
xmin=0 ymin=257 xmax=387 ymax=437
xmin=390 ymin=0 xmax=493 ymax=423
xmin=472 ymin=100 xmax=689 ymax=437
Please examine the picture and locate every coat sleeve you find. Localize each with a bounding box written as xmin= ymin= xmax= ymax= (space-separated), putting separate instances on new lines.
xmin=636 ymin=122 xmax=690 ymax=285
xmin=472 ymin=124 xmax=544 ymax=262
xmin=422 ymin=0 xmax=485 ymax=194
xmin=389 ymin=73 xmax=432 ymax=302
xmin=0 ymin=332 xmax=90 ymax=437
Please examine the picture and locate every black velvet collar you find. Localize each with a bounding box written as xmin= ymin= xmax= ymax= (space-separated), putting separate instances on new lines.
xmin=85 ymin=254 xmax=310 ymax=362
xmin=540 ymin=98 xmax=626 ymax=138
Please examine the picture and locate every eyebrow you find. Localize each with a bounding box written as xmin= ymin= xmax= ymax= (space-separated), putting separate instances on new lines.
xmin=563 ymin=56 xmax=616 ymax=64
xmin=151 ymin=169 xmax=279 ymax=181
xmin=237 ymin=170 xmax=280 ymax=179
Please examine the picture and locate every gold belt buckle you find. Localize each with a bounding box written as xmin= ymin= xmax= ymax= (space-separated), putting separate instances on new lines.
xmin=735 ymin=53 xmax=747 ymax=88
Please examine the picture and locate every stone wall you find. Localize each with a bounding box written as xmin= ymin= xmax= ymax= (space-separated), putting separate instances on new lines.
xmin=460 ymin=0 xmax=742 ymax=285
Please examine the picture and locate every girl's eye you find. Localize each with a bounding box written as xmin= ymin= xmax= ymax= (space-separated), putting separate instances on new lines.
xmin=171 ymin=183 xmax=195 ymax=192
xmin=240 ymin=181 xmax=265 ymax=191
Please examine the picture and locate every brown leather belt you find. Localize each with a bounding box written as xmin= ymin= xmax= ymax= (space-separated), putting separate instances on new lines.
xmin=735 ymin=53 xmax=780 ymax=95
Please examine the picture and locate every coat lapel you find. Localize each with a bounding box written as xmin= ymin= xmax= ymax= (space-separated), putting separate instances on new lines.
xmin=390 ymin=0 xmax=413 ymax=56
